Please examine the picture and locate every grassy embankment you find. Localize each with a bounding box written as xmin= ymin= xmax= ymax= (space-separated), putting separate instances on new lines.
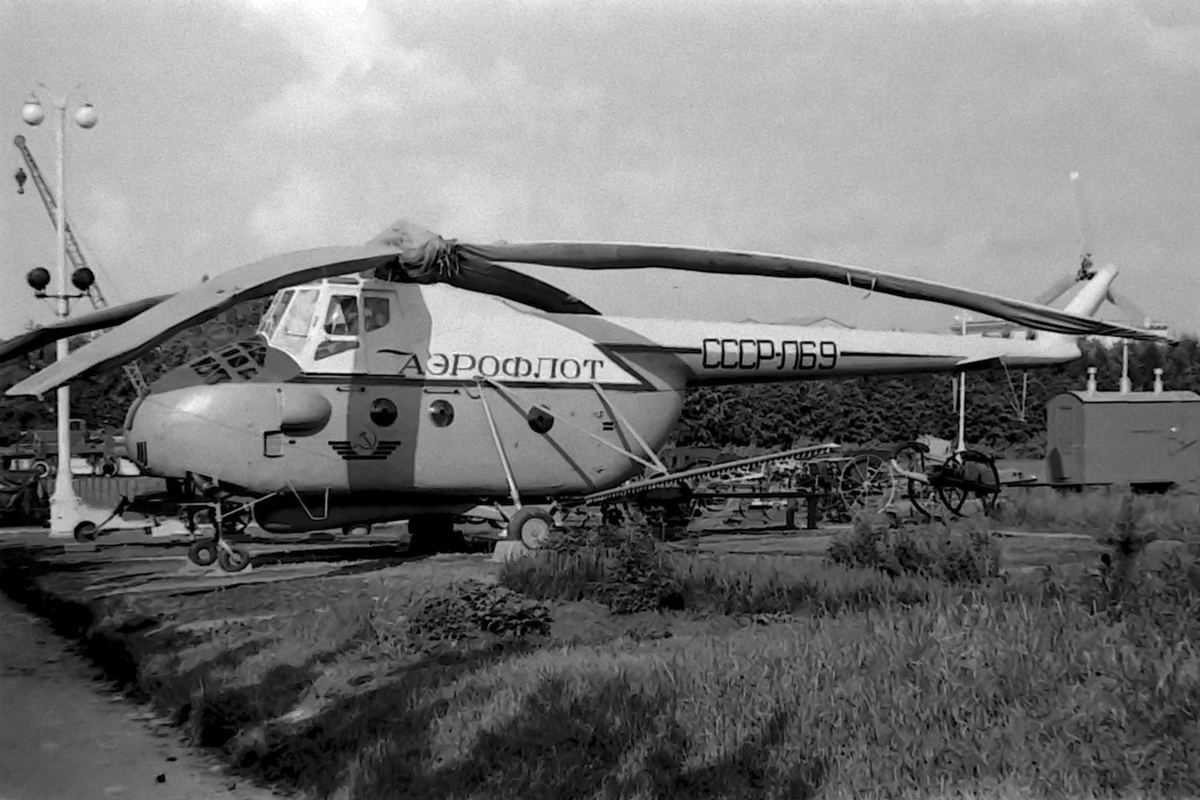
xmin=3 ymin=497 xmax=1199 ymax=799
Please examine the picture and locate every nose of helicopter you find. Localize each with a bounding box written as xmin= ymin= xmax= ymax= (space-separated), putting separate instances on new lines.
xmin=124 ymin=383 xmax=332 ymax=482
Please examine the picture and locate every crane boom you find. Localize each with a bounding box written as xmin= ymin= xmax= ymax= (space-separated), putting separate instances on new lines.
xmin=13 ymin=134 xmax=107 ymax=309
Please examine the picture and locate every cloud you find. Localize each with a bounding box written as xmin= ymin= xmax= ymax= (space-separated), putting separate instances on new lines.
xmin=248 ymin=167 xmax=347 ymax=251
xmin=227 ymin=0 xmax=603 ymax=142
xmin=72 ymin=186 xmax=151 ymax=302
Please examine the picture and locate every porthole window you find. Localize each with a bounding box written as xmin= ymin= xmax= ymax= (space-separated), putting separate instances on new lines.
xmin=527 ymin=407 xmax=554 ymax=434
xmin=370 ymin=398 xmax=398 ymax=427
xmin=429 ymin=400 xmax=454 ymax=427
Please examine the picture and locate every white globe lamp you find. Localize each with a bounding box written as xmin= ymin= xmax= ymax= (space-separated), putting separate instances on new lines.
xmin=74 ymin=103 xmax=97 ymax=129
xmin=21 ymin=97 xmax=44 ymax=126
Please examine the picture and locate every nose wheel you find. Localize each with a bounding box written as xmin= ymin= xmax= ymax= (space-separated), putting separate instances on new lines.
xmin=186 ymin=540 xmax=218 ymax=567
xmin=183 ymin=500 xmax=253 ymax=573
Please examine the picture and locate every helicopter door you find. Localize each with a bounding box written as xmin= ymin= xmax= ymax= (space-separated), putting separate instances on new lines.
xmin=342 ymin=289 xmax=422 ymax=489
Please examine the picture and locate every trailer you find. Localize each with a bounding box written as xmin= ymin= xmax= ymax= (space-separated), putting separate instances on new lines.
xmin=1044 ymin=388 xmax=1200 ymax=492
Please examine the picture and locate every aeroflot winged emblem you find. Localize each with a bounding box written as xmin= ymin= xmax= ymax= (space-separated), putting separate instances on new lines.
xmin=330 ymin=432 xmax=401 ymax=461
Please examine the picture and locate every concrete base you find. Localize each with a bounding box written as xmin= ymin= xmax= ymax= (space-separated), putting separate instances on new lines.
xmin=491 ymin=539 xmax=532 ymax=563
xmin=48 ymin=492 xmax=86 ymax=540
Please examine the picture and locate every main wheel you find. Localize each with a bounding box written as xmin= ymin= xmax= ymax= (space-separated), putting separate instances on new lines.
xmin=891 ymin=442 xmax=935 ymax=519
xmin=839 ymin=453 xmax=895 ymax=517
xmin=507 ymin=507 xmax=556 ymax=549
xmin=187 ymin=539 xmax=218 ymax=567
xmin=935 ymin=450 xmax=1001 ymax=517
xmin=216 ymin=544 xmax=251 ymax=573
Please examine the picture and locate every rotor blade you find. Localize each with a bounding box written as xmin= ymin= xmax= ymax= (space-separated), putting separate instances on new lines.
xmin=1109 ymin=289 xmax=1153 ymax=327
xmin=1031 ymin=273 xmax=1079 ymax=307
xmin=453 ymin=256 xmax=599 ymax=314
xmin=6 ymin=246 xmax=400 ymax=398
xmin=0 ymin=294 xmax=173 ymax=366
xmin=463 ymin=240 xmax=1174 ymax=342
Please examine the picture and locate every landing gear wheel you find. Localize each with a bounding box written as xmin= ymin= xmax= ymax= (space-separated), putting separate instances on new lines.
xmin=839 ymin=453 xmax=895 ymax=517
xmin=216 ymin=544 xmax=251 ymax=573
xmin=935 ymin=450 xmax=1001 ymax=517
xmin=892 ymin=442 xmax=935 ymax=520
xmin=73 ymin=521 xmax=98 ymax=542
xmin=507 ymin=507 xmax=555 ymax=549
xmin=187 ymin=540 xmax=218 ymax=567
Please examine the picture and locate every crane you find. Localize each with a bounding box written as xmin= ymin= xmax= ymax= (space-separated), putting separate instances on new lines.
xmin=13 ymin=134 xmax=107 ymax=309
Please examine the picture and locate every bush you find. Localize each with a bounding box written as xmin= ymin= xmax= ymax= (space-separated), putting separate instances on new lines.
xmin=500 ymin=526 xmax=684 ymax=614
xmin=390 ymin=581 xmax=553 ymax=650
xmin=827 ymin=517 xmax=1001 ymax=585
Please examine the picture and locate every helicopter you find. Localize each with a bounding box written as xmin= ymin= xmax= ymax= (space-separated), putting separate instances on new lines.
xmin=0 ymin=219 xmax=1172 ymax=571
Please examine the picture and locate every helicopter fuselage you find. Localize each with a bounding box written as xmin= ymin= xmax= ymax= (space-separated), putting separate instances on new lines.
xmin=121 ymin=277 xmax=1083 ymax=532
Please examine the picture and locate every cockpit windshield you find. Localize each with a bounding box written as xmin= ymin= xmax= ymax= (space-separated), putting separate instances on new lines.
xmin=257 ymin=289 xmax=294 ymax=339
xmin=280 ymin=289 xmax=321 ymax=340
xmin=259 ymin=281 xmax=397 ymax=369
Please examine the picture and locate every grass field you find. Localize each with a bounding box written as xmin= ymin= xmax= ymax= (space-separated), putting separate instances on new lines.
xmin=995 ymin=486 xmax=1200 ymax=541
xmin=3 ymin=505 xmax=1199 ymax=799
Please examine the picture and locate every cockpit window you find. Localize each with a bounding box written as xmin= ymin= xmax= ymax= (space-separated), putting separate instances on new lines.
xmin=258 ymin=289 xmax=294 ymax=339
xmin=324 ymin=295 xmax=360 ymax=336
xmin=364 ymin=296 xmax=390 ymax=331
xmin=281 ymin=289 xmax=321 ymax=339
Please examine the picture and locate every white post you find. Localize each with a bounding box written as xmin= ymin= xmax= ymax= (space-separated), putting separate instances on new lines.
xmin=957 ymin=370 xmax=967 ymax=452
xmin=49 ymin=98 xmax=82 ymax=538
xmin=1119 ymin=340 xmax=1132 ymax=394
xmin=956 ymin=311 xmax=968 ymax=452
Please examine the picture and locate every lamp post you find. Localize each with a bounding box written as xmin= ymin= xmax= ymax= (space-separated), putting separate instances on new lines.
xmin=21 ymin=84 xmax=97 ymax=539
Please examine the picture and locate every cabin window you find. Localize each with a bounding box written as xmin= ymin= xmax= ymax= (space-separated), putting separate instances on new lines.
xmin=281 ymin=289 xmax=321 ymax=339
xmin=363 ymin=296 xmax=390 ymax=332
xmin=324 ymin=295 xmax=360 ymax=336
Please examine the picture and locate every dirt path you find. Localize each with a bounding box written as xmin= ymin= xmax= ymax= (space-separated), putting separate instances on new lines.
xmin=0 ymin=593 xmax=284 ymax=800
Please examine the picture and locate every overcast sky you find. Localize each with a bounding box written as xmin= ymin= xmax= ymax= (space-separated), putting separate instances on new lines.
xmin=2 ymin=0 xmax=1198 ymax=341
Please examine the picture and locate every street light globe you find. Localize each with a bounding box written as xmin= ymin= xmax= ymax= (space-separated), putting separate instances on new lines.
xmin=21 ymin=98 xmax=44 ymax=126
xmin=26 ymin=267 xmax=51 ymax=292
xmin=74 ymin=103 xmax=97 ymax=129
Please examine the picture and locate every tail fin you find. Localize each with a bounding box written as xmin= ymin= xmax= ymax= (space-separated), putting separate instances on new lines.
xmin=1062 ymin=264 xmax=1117 ymax=317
